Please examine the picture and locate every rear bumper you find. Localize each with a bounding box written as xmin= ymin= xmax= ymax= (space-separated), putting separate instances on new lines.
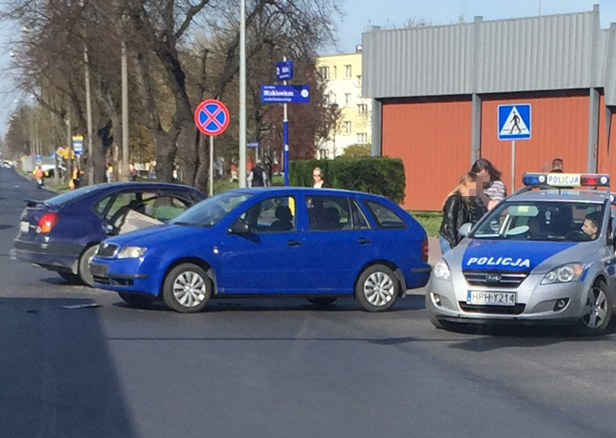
xmin=13 ymin=239 xmax=84 ymax=272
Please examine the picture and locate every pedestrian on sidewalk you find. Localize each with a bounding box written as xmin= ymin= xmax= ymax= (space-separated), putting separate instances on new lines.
xmin=471 ymin=158 xmax=506 ymax=224
xmin=438 ymin=172 xmax=477 ymax=255
xmin=312 ymin=167 xmax=330 ymax=188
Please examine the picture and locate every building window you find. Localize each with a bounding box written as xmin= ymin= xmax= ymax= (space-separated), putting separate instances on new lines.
xmin=344 ymin=65 xmax=352 ymax=78
xmin=333 ymin=66 xmax=337 ymax=79
xmin=357 ymin=133 xmax=367 ymax=144
xmin=357 ymin=104 xmax=367 ymax=114
xmin=319 ymin=66 xmax=330 ymax=80
xmin=344 ymin=93 xmax=351 ymax=106
xmin=357 ymin=75 xmax=362 ymax=87
xmin=344 ymin=121 xmax=352 ymax=134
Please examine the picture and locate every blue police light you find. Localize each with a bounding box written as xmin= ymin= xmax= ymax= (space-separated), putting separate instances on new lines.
xmin=522 ymin=173 xmax=547 ymax=186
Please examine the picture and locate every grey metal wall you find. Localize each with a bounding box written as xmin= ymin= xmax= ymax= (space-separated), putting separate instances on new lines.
xmin=362 ymin=6 xmax=616 ymax=102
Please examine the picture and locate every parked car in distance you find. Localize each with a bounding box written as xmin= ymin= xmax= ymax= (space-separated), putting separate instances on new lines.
xmin=90 ymin=187 xmax=431 ymax=313
xmin=13 ymin=182 xmax=206 ymax=286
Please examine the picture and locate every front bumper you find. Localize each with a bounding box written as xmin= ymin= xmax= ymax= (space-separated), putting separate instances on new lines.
xmin=90 ymin=257 xmax=156 ymax=296
xmin=428 ymin=270 xmax=588 ymax=324
xmin=13 ymin=239 xmax=84 ymax=272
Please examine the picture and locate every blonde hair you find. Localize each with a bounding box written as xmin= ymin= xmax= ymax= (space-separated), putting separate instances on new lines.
xmin=442 ymin=172 xmax=477 ymax=208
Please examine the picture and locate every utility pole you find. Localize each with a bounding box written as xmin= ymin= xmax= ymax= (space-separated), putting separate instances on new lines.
xmin=238 ymin=0 xmax=247 ymax=187
xmin=121 ymin=40 xmax=129 ymax=181
xmin=81 ymin=0 xmax=94 ymax=185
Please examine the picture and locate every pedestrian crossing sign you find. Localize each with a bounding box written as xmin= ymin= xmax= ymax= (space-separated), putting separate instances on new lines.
xmin=498 ymin=104 xmax=531 ymax=140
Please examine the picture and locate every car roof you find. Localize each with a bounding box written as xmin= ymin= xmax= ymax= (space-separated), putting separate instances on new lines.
xmin=508 ymin=189 xmax=608 ymax=203
xmin=228 ymin=187 xmax=388 ymax=200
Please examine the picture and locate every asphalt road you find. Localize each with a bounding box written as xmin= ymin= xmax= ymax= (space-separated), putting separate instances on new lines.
xmin=2 ymin=167 xmax=616 ymax=438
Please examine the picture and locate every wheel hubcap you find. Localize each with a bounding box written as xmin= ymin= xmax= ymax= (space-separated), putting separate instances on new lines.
xmin=173 ymin=271 xmax=207 ymax=308
xmin=583 ymin=287 xmax=608 ymax=329
xmin=364 ymin=271 xmax=395 ymax=307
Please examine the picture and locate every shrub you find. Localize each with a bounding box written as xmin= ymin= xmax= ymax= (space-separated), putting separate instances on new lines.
xmin=289 ymin=157 xmax=405 ymax=203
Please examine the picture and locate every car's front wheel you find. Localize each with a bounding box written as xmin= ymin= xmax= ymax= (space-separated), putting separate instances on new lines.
xmin=355 ymin=264 xmax=399 ymax=312
xmin=162 ymin=263 xmax=211 ymax=313
xmin=576 ymin=281 xmax=612 ymax=336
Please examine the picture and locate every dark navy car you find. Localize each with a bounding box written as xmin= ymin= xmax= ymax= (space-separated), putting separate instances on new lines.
xmin=90 ymin=188 xmax=431 ymax=313
xmin=13 ymin=182 xmax=206 ymax=286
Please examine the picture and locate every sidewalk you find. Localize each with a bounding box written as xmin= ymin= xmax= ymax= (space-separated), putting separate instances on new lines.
xmin=428 ymin=237 xmax=442 ymax=264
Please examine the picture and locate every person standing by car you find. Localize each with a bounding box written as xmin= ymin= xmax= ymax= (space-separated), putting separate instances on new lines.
xmin=550 ymin=158 xmax=564 ymax=173
xmin=438 ymin=172 xmax=477 ymax=255
xmin=247 ymin=160 xmax=267 ymax=187
xmin=312 ymin=167 xmax=330 ymax=188
xmin=471 ymin=158 xmax=507 ymax=224
xmin=129 ymin=163 xmax=138 ymax=182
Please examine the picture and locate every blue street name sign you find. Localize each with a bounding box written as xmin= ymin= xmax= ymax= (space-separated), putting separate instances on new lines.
xmin=260 ymin=84 xmax=310 ymax=104
xmin=247 ymin=142 xmax=259 ymax=148
xmin=498 ymin=104 xmax=531 ymax=140
xmin=35 ymin=154 xmax=42 ymax=163
xmin=276 ymin=61 xmax=293 ymax=81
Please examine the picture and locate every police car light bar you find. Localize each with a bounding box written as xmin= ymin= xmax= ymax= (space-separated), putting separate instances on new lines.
xmin=522 ymin=173 xmax=610 ymax=187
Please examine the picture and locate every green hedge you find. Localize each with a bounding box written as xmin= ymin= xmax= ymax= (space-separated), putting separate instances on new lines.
xmin=289 ymin=157 xmax=406 ymax=203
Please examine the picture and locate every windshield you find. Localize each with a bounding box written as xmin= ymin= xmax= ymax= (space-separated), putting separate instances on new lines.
xmin=171 ymin=192 xmax=253 ymax=228
xmin=46 ymin=185 xmax=103 ymax=206
xmin=472 ymin=200 xmax=605 ymax=242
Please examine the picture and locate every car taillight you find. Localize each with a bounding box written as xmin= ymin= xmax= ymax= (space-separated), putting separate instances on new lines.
xmin=421 ymin=238 xmax=429 ymax=262
xmin=37 ymin=212 xmax=58 ymax=234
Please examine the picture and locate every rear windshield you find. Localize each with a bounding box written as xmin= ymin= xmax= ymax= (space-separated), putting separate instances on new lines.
xmin=45 ymin=185 xmax=102 ymax=207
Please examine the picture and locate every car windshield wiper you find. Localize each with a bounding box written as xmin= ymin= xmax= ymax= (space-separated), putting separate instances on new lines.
xmin=171 ymin=221 xmax=196 ymax=227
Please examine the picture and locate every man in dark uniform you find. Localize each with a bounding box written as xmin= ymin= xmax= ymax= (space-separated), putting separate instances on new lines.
xmin=247 ymin=159 xmax=268 ymax=187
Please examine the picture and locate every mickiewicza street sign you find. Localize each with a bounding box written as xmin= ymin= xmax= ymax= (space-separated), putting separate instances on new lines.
xmin=498 ymin=103 xmax=531 ymax=191
xmin=260 ymin=85 xmax=310 ymax=104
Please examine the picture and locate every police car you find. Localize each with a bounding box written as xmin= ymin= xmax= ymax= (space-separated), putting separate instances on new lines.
xmin=427 ymin=172 xmax=616 ymax=336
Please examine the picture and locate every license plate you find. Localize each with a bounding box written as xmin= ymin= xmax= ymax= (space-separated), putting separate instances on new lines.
xmin=20 ymin=221 xmax=30 ymax=233
xmin=90 ymin=263 xmax=108 ymax=278
xmin=467 ymin=291 xmax=516 ymax=306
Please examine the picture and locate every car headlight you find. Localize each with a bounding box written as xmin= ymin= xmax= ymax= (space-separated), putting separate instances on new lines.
xmin=433 ymin=259 xmax=451 ymax=281
xmin=117 ymin=246 xmax=147 ymax=259
xmin=540 ymin=263 xmax=584 ymax=285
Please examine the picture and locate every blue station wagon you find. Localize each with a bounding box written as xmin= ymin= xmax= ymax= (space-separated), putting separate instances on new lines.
xmin=13 ymin=182 xmax=206 ymax=286
xmin=90 ymin=188 xmax=431 ymax=313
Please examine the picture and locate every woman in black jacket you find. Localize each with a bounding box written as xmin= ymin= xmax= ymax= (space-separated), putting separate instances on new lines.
xmin=439 ymin=172 xmax=477 ymax=255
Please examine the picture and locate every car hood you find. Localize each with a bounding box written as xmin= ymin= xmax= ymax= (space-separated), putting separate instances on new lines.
xmin=105 ymin=224 xmax=211 ymax=248
xmin=449 ymin=239 xmax=583 ymax=273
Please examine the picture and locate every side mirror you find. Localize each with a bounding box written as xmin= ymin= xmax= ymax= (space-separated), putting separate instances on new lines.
xmin=458 ymin=222 xmax=472 ymax=238
xmin=229 ymin=220 xmax=251 ymax=235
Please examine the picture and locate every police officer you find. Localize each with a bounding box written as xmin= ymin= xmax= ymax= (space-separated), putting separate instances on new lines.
xmin=247 ymin=159 xmax=268 ymax=187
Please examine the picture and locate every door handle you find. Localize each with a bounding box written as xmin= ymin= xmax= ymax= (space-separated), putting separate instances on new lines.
xmin=357 ymin=238 xmax=371 ymax=245
xmin=287 ymin=240 xmax=301 ymax=247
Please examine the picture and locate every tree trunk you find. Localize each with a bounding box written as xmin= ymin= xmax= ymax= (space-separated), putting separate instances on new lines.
xmin=194 ymin=133 xmax=208 ymax=193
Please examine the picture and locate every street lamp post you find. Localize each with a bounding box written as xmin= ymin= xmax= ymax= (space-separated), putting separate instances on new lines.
xmin=238 ymin=0 xmax=247 ymax=188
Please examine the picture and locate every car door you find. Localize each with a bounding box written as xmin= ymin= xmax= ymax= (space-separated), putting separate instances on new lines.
xmin=299 ymin=195 xmax=377 ymax=293
xmin=218 ymin=194 xmax=306 ymax=294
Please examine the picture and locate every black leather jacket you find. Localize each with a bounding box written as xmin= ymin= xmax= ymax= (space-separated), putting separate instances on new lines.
xmin=439 ymin=194 xmax=473 ymax=247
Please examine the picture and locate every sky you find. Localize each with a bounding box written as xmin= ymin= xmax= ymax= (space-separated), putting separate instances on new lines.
xmin=2 ymin=0 xmax=616 ymax=139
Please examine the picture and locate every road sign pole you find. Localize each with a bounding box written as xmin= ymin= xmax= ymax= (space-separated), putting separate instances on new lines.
xmin=283 ymin=56 xmax=289 ymax=187
xmin=209 ymin=135 xmax=214 ymax=197
xmin=511 ymin=140 xmax=516 ymax=192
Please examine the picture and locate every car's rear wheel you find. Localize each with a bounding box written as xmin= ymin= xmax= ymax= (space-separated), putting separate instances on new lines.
xmin=78 ymin=245 xmax=99 ymax=287
xmin=576 ymin=281 xmax=612 ymax=336
xmin=355 ymin=264 xmax=399 ymax=312
xmin=307 ymin=297 xmax=338 ymax=307
xmin=118 ymin=292 xmax=155 ymax=308
xmin=162 ymin=263 xmax=211 ymax=313
xmin=58 ymin=272 xmax=81 ymax=283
